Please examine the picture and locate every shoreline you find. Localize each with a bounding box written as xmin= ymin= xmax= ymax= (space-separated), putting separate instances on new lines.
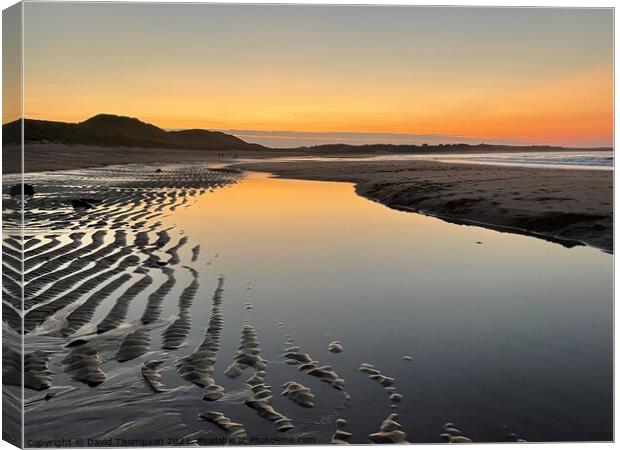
xmin=2 ymin=143 xmax=612 ymax=174
xmin=235 ymin=159 xmax=613 ymax=253
xmin=359 ymin=189 xmax=592 ymax=251
xmin=4 ymin=144 xmax=612 ymax=253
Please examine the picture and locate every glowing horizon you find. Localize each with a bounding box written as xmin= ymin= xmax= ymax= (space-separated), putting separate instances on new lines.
xmin=11 ymin=4 xmax=614 ymax=147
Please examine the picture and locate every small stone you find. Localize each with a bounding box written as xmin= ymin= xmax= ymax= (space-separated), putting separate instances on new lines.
xmin=389 ymin=393 xmax=403 ymax=403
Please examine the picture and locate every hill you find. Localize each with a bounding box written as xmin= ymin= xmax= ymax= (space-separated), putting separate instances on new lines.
xmin=3 ymin=114 xmax=265 ymax=151
xmin=281 ymin=142 xmax=611 ymax=154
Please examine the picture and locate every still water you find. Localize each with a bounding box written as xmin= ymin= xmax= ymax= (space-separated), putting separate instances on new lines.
xmin=160 ymin=171 xmax=612 ymax=442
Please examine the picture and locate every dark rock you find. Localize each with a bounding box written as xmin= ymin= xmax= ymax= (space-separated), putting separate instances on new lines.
xmin=9 ymin=183 xmax=35 ymax=197
xmin=71 ymin=199 xmax=95 ymax=209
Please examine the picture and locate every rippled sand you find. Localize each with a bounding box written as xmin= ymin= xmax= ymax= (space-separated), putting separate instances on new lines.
xmin=3 ymin=164 xmax=420 ymax=446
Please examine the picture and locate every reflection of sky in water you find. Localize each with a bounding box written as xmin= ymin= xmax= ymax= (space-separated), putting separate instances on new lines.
xmin=249 ymin=151 xmax=613 ymax=171
xmin=437 ymin=151 xmax=613 ymax=170
xmin=157 ymin=172 xmax=612 ymax=442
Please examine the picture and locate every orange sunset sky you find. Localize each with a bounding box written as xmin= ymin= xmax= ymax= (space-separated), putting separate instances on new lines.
xmin=7 ymin=4 xmax=614 ymax=147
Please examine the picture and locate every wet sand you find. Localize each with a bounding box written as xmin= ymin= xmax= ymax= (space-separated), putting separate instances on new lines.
xmin=2 ymin=144 xmax=301 ymax=174
xmin=2 ymin=164 xmax=247 ymax=444
xmin=2 ymin=162 xmax=612 ymax=444
xmin=237 ymin=159 xmax=613 ymax=252
xmin=3 ymin=164 xmax=366 ymax=444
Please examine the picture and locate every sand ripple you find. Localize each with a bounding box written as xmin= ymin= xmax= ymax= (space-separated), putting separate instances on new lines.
xmin=141 ymin=360 xmax=166 ymax=393
xmin=176 ymin=276 xmax=225 ymax=401
xmin=3 ymin=346 xmax=52 ymax=391
xmin=369 ymin=413 xmax=409 ymax=443
xmin=281 ymin=381 xmax=315 ymax=408
xmin=161 ymin=272 xmax=199 ymax=350
xmin=440 ymin=422 xmax=473 ymax=443
xmin=224 ymin=320 xmax=267 ymax=378
xmin=62 ymin=343 xmax=106 ymax=387
xmin=200 ymin=411 xmax=247 ymax=444
xmin=245 ymin=371 xmax=294 ymax=432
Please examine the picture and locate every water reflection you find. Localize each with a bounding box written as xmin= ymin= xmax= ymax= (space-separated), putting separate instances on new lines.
xmin=164 ymin=171 xmax=612 ymax=442
xmin=243 ymin=150 xmax=613 ymax=171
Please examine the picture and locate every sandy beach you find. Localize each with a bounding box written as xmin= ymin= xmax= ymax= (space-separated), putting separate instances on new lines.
xmin=3 ymin=161 xmax=613 ymax=444
xmin=4 ymin=164 xmax=418 ymax=444
xmin=237 ymin=159 xmax=613 ymax=253
xmin=2 ymin=144 xmax=300 ymax=174
xmin=1 ymin=145 xmax=614 ymax=446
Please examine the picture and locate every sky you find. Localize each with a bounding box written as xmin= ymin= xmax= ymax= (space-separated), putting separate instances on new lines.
xmin=12 ymin=3 xmax=614 ymax=147
xmin=3 ymin=3 xmax=21 ymax=126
